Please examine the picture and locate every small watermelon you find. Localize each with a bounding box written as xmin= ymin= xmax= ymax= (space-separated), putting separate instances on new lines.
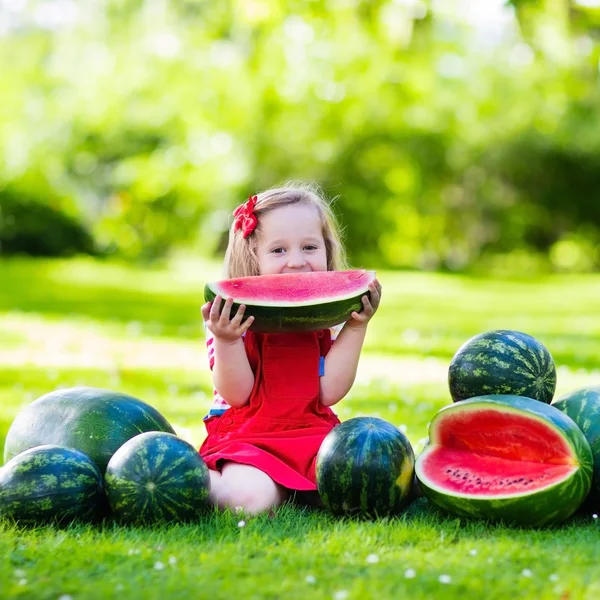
xmin=552 ymin=386 xmax=600 ymax=507
xmin=415 ymin=395 xmax=592 ymax=526
xmin=204 ymin=270 xmax=375 ymax=333
xmin=105 ymin=432 xmax=211 ymax=524
xmin=4 ymin=387 xmax=176 ymax=474
xmin=315 ymin=417 xmax=414 ymax=517
xmin=0 ymin=445 xmax=105 ymax=524
xmin=448 ymin=330 xmax=556 ymax=403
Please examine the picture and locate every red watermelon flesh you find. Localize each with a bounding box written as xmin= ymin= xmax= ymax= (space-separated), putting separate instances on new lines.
xmin=206 ymin=270 xmax=375 ymax=306
xmin=421 ymin=405 xmax=577 ymax=498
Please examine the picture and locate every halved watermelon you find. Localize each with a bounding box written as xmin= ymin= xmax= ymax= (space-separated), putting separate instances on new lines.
xmin=415 ymin=395 xmax=593 ymax=526
xmin=204 ymin=270 xmax=375 ymax=333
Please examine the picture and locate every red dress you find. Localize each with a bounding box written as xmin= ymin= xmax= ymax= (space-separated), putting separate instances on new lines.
xmin=199 ymin=329 xmax=341 ymax=490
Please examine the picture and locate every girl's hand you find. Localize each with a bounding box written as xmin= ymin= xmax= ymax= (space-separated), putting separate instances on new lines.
xmin=346 ymin=279 xmax=382 ymax=330
xmin=201 ymin=295 xmax=254 ymax=343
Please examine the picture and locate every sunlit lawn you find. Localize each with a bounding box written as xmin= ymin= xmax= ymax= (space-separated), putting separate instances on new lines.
xmin=0 ymin=256 xmax=599 ymax=600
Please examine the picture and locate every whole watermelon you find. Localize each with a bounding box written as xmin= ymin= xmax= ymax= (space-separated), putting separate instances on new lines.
xmin=3 ymin=387 xmax=176 ymax=474
xmin=105 ymin=432 xmax=211 ymax=524
xmin=316 ymin=417 xmax=414 ymax=517
xmin=0 ymin=445 xmax=105 ymax=524
xmin=552 ymin=386 xmax=600 ymax=508
xmin=448 ymin=330 xmax=556 ymax=403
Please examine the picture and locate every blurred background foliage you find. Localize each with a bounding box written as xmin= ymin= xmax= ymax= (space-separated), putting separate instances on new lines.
xmin=1 ymin=0 xmax=600 ymax=272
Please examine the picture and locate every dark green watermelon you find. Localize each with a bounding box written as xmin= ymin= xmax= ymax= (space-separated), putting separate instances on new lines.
xmin=0 ymin=445 xmax=105 ymax=524
xmin=105 ymin=432 xmax=211 ymax=524
xmin=552 ymin=386 xmax=600 ymax=507
xmin=315 ymin=417 xmax=414 ymax=517
xmin=3 ymin=387 xmax=176 ymax=474
xmin=448 ymin=330 xmax=556 ymax=403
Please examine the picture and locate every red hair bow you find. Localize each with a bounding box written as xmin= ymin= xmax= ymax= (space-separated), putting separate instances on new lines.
xmin=233 ymin=195 xmax=258 ymax=238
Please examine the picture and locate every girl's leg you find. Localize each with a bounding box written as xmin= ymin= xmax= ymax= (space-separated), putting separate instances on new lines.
xmin=208 ymin=462 xmax=289 ymax=515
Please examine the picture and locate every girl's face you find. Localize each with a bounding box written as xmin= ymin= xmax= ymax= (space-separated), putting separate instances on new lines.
xmin=256 ymin=203 xmax=328 ymax=275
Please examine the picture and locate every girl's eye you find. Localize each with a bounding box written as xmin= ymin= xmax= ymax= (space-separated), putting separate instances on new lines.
xmin=271 ymin=248 xmax=285 ymax=254
xmin=304 ymin=245 xmax=318 ymax=251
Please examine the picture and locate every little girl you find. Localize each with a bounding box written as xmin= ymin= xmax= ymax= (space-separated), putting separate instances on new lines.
xmin=200 ymin=183 xmax=382 ymax=514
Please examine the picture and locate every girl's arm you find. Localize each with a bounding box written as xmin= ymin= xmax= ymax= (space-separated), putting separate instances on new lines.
xmin=320 ymin=279 xmax=382 ymax=407
xmin=202 ymin=296 xmax=255 ymax=408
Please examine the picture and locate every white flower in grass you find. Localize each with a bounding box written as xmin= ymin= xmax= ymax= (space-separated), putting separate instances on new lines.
xmin=237 ymin=520 xmax=246 ymax=528
xmin=115 ymin=584 xmax=124 ymax=591
xmin=305 ymin=575 xmax=316 ymax=584
xmin=58 ymin=595 xmax=73 ymax=600
xmin=154 ymin=562 xmax=165 ymax=571
xmin=593 ymin=514 xmax=598 ymax=520
xmin=521 ymin=569 xmax=532 ymax=577
xmin=168 ymin=556 xmax=177 ymax=566
xmin=487 ymin=558 xmax=493 ymax=564
xmin=404 ymin=568 xmax=416 ymax=579
xmin=549 ymin=574 xmax=559 ymax=582
xmin=18 ymin=579 xmax=27 ymax=586
xmin=333 ymin=591 xmax=349 ymax=600
xmin=155 ymin=545 xmax=164 ymax=552
xmin=366 ymin=553 xmax=379 ymax=564
xmin=469 ymin=549 xmax=477 ymax=556
xmin=439 ymin=574 xmax=452 ymax=584
xmin=234 ymin=506 xmax=244 ymax=514
xmin=14 ymin=569 xmax=26 ymax=578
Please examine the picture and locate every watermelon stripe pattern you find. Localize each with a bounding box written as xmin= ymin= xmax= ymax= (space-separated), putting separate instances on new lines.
xmin=448 ymin=330 xmax=557 ymax=403
xmin=105 ymin=432 xmax=211 ymax=524
xmin=204 ymin=270 xmax=375 ymax=333
xmin=316 ymin=417 xmax=414 ymax=517
xmin=3 ymin=387 xmax=176 ymax=474
xmin=0 ymin=445 xmax=105 ymax=524
xmin=552 ymin=387 xmax=600 ymax=502
xmin=415 ymin=396 xmax=593 ymax=527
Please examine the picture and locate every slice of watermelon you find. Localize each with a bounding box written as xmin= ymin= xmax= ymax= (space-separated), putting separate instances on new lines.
xmin=415 ymin=395 xmax=593 ymax=526
xmin=204 ymin=270 xmax=375 ymax=333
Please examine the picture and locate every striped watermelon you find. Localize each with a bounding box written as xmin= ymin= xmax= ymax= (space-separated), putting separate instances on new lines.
xmin=415 ymin=395 xmax=593 ymax=526
xmin=4 ymin=387 xmax=176 ymax=474
xmin=448 ymin=330 xmax=556 ymax=403
xmin=552 ymin=386 xmax=600 ymax=506
xmin=105 ymin=432 xmax=211 ymax=524
xmin=315 ymin=417 xmax=414 ymax=517
xmin=204 ymin=270 xmax=375 ymax=333
xmin=0 ymin=445 xmax=105 ymax=524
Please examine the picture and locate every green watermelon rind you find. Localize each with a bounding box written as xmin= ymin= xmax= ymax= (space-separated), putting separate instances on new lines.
xmin=316 ymin=417 xmax=415 ymax=517
xmin=415 ymin=395 xmax=593 ymax=527
xmin=204 ymin=271 xmax=375 ymax=333
xmin=448 ymin=330 xmax=557 ymax=404
xmin=105 ymin=431 xmax=211 ymax=524
xmin=0 ymin=445 xmax=105 ymax=524
xmin=3 ymin=387 xmax=176 ymax=474
xmin=552 ymin=386 xmax=600 ymax=501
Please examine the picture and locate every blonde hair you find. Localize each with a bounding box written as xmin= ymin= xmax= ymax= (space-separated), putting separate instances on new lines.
xmin=224 ymin=182 xmax=347 ymax=278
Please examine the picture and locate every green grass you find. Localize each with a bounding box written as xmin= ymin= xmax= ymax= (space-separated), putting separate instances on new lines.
xmin=1 ymin=256 xmax=599 ymax=600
